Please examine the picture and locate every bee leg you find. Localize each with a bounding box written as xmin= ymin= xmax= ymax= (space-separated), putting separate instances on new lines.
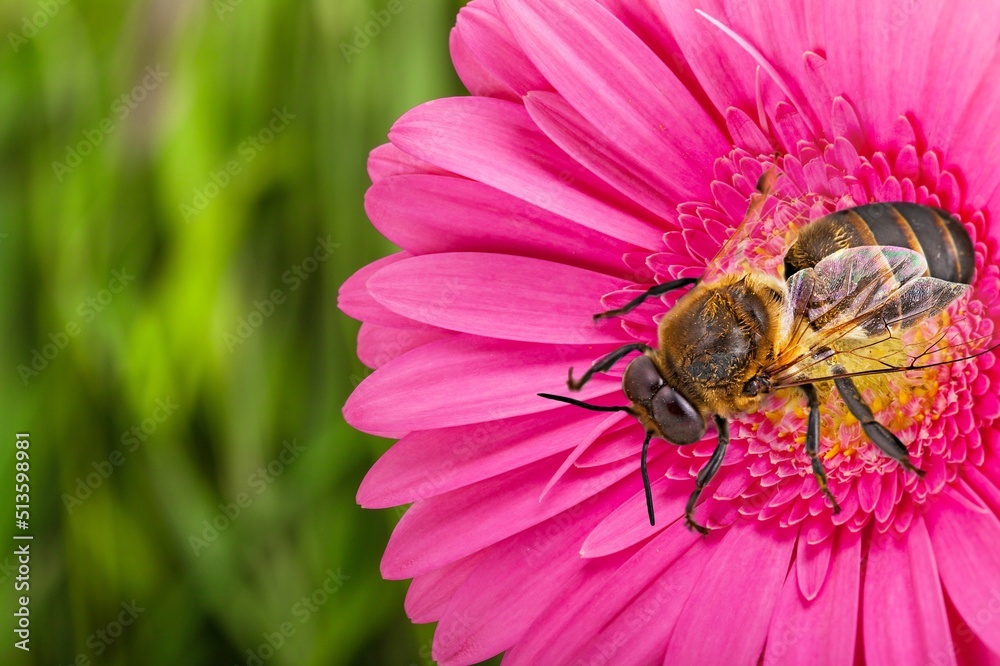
xmin=833 ymin=376 xmax=926 ymax=477
xmin=593 ymin=277 xmax=699 ymax=321
xmin=568 ymin=343 xmax=652 ymax=391
xmin=684 ymin=416 xmax=728 ymax=535
xmin=641 ymin=431 xmax=655 ymax=526
xmin=802 ymin=384 xmax=841 ymax=514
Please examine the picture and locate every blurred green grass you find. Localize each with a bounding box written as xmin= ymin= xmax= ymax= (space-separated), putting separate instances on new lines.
xmin=0 ymin=0 xmax=499 ymax=663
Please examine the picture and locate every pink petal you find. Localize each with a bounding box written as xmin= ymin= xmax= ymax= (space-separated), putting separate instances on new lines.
xmin=389 ymin=97 xmax=663 ymax=248
xmin=357 ymin=406 xmax=616 ymax=508
xmin=405 ymin=554 xmax=483 ymax=623
xmin=864 ymin=516 xmax=956 ymax=666
xmin=858 ymin=470 xmax=882 ymax=514
xmin=953 ymin=611 xmax=1000 ymax=666
xmin=575 ymin=418 xmax=650 ymax=468
xmin=448 ymin=26 xmax=516 ymax=101
xmin=596 ymin=0 xmax=718 ymax=125
xmin=367 ymin=143 xmax=450 ymax=184
xmin=454 ymin=0 xmax=550 ymax=98
xmin=575 ymin=532 xmax=719 ymax=665
xmin=498 ymin=0 xmax=728 ymax=206
xmin=505 ymin=519 xmax=706 ymax=666
xmin=695 ymin=10 xmax=819 ymax=138
xmin=580 ymin=472 xmax=690 ymax=557
xmin=875 ymin=472 xmax=899 ymax=524
xmin=338 ymin=252 xmax=413 ymax=327
xmin=889 ymin=114 xmax=918 ymax=157
xmin=661 ymin=520 xmax=796 ymax=663
xmin=771 ymin=101 xmax=814 ymax=152
xmin=365 ymin=174 xmax=636 ymax=277
xmin=822 ymin=0 xmax=1000 ymax=151
xmin=910 ymin=1 xmax=1000 ymax=153
xmin=765 ymin=528 xmax=861 ymax=666
xmin=344 ymin=336 xmax=622 ymax=435
xmin=357 ymin=322 xmax=452 ymax=369
xmin=801 ymin=51 xmax=834 ymax=128
xmin=830 ymin=96 xmax=867 ymax=152
xmin=796 ymin=534 xmax=833 ymax=601
xmin=655 ymin=1 xmax=752 ymax=120
xmin=539 ymin=411 xmax=630 ymax=500
xmin=821 ymin=2 xmax=927 ymax=149
xmin=658 ymin=0 xmax=821 ymax=129
xmin=381 ymin=451 xmax=660 ymax=579
xmin=367 ymin=253 xmax=629 ymax=344
xmin=950 ymin=49 xmax=1000 ymax=210
xmin=965 ymin=467 xmax=1000 ymax=518
xmin=978 ymin=392 xmax=1000 ymax=422
xmin=431 ymin=495 xmax=618 ymax=665
xmin=725 ymin=106 xmax=773 ymax=155
xmin=525 ymin=91 xmax=680 ymax=222
xmin=926 ymin=491 xmax=1000 ymax=656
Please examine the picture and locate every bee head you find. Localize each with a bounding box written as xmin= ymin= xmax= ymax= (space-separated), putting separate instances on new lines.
xmin=623 ymin=355 xmax=706 ymax=444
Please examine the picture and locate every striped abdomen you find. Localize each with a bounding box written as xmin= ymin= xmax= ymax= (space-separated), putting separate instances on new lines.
xmin=784 ymin=203 xmax=975 ymax=285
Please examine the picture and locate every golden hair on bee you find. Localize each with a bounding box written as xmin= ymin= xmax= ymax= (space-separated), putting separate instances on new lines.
xmin=654 ymin=272 xmax=787 ymax=419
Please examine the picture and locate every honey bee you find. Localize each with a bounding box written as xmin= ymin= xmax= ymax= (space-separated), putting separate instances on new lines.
xmin=541 ymin=170 xmax=991 ymax=534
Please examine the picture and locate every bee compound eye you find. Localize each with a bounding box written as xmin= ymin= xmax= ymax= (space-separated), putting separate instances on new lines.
xmin=622 ymin=355 xmax=663 ymax=404
xmin=651 ymin=387 xmax=706 ymax=445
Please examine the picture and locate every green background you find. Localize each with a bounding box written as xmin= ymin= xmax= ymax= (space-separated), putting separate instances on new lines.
xmin=0 ymin=0 xmax=498 ymax=663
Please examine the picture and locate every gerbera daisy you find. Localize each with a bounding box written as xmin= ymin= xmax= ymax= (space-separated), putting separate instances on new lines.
xmin=341 ymin=0 xmax=1000 ymax=663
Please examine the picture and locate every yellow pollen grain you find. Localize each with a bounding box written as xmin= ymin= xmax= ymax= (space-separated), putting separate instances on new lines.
xmin=823 ymin=442 xmax=842 ymax=460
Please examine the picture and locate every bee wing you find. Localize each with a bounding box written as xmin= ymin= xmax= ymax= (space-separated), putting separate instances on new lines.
xmin=702 ymin=168 xmax=813 ymax=282
xmin=766 ymin=246 xmax=980 ymax=386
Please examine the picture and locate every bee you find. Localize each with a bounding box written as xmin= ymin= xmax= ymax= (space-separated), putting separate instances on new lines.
xmin=541 ymin=170 xmax=989 ymax=534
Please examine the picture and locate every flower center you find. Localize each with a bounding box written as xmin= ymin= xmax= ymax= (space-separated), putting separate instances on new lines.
xmin=613 ymin=118 xmax=995 ymax=534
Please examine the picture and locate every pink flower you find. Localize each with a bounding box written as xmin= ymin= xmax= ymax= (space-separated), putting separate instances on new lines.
xmin=341 ymin=0 xmax=1000 ymax=663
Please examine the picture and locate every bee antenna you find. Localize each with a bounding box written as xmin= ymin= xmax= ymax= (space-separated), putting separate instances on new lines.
xmin=537 ymin=393 xmax=634 ymax=414
xmin=641 ymin=431 xmax=655 ymax=526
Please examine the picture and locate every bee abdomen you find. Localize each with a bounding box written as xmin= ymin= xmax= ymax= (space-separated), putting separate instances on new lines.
xmin=784 ymin=203 xmax=975 ymax=285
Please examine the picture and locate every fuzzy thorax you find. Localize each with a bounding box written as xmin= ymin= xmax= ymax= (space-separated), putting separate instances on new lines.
xmin=654 ymin=272 xmax=788 ymax=419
